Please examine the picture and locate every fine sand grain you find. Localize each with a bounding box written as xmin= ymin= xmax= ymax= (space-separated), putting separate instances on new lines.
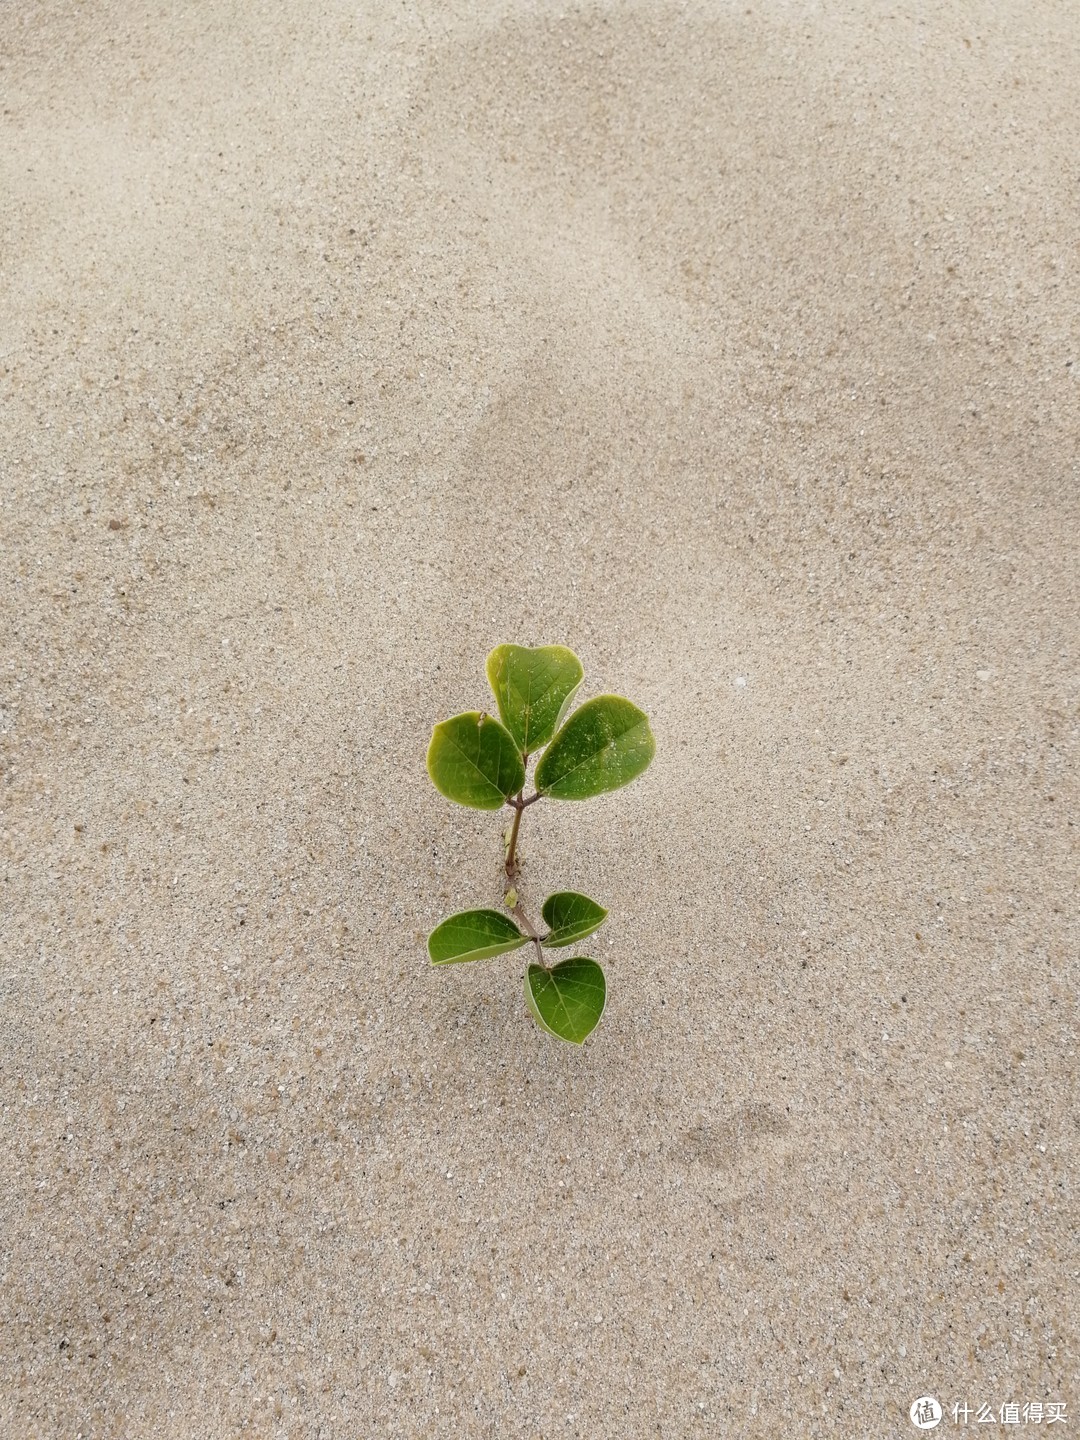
xmin=1 ymin=1 xmax=1077 ymax=1435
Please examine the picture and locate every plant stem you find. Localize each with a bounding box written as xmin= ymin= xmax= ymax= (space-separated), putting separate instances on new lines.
xmin=505 ymin=796 xmax=525 ymax=878
xmin=511 ymin=900 xmax=537 ymax=938
xmin=509 ymin=900 xmax=548 ymax=969
xmin=504 ymin=773 xmax=544 ymax=879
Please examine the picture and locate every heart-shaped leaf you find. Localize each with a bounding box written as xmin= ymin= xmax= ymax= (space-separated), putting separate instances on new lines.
xmin=428 ymin=909 xmax=528 ymax=965
xmin=524 ymin=957 xmax=607 ymax=1044
xmin=540 ymin=891 xmax=608 ymax=949
xmin=427 ymin=711 xmax=526 ymax=810
xmin=486 ymin=644 xmax=584 ymax=754
xmin=535 ymin=695 xmax=655 ymax=800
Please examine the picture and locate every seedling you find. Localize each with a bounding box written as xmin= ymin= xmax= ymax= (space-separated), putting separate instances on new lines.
xmin=426 ymin=644 xmax=654 ymax=1044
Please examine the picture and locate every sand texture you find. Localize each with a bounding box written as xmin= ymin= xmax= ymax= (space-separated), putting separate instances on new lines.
xmin=1 ymin=0 xmax=1078 ymax=1435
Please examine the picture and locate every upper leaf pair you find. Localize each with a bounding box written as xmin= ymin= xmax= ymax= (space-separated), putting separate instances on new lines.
xmin=427 ymin=891 xmax=608 ymax=964
xmin=427 ymin=644 xmax=654 ymax=808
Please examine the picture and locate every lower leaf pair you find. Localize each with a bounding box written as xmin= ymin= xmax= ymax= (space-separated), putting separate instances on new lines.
xmin=428 ymin=891 xmax=607 ymax=1045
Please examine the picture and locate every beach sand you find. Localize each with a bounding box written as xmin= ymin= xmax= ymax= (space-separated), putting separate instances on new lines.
xmin=1 ymin=1 xmax=1077 ymax=1434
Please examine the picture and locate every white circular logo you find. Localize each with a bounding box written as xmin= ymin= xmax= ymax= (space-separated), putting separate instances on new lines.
xmin=910 ymin=1396 xmax=943 ymax=1430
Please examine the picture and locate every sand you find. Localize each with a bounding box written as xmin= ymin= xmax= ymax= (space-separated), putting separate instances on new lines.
xmin=1 ymin=1 xmax=1077 ymax=1435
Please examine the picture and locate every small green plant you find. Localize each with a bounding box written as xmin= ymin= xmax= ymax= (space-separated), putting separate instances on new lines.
xmin=426 ymin=644 xmax=655 ymax=1044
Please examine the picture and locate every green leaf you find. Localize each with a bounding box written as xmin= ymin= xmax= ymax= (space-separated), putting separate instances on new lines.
xmin=427 ymin=712 xmax=526 ymax=810
xmin=534 ymin=695 xmax=655 ymax=800
xmin=486 ymin=644 xmax=584 ymax=754
xmin=540 ymin=891 xmax=608 ymax=949
xmin=524 ymin=957 xmax=607 ymax=1044
xmin=428 ymin=909 xmax=528 ymax=965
